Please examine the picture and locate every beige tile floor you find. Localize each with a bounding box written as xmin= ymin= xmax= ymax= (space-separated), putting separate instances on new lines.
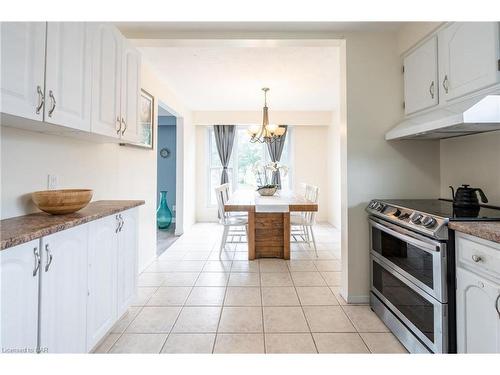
xmin=94 ymin=223 xmax=407 ymax=354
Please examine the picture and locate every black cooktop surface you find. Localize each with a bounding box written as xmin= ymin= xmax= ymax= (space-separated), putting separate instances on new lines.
xmin=380 ymin=199 xmax=500 ymax=221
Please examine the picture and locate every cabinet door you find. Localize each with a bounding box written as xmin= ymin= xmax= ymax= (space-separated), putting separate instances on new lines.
xmin=86 ymin=215 xmax=119 ymax=351
xmin=117 ymin=209 xmax=138 ymax=316
xmin=403 ymin=36 xmax=439 ymax=115
xmin=0 ymin=22 xmax=46 ymax=121
xmin=456 ymin=267 xmax=500 ymax=353
xmin=439 ymin=22 xmax=500 ymax=102
xmin=39 ymin=225 xmax=88 ymax=353
xmin=90 ymin=24 xmax=122 ymax=138
xmin=0 ymin=240 xmax=40 ymax=353
xmin=120 ymin=40 xmax=141 ymax=143
xmin=44 ymin=22 xmax=92 ymax=131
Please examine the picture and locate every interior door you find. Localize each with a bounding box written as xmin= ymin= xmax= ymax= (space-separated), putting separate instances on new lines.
xmin=39 ymin=225 xmax=88 ymax=353
xmin=117 ymin=209 xmax=138 ymax=316
xmin=456 ymin=267 xmax=500 ymax=353
xmin=44 ymin=22 xmax=92 ymax=131
xmin=86 ymin=215 xmax=118 ymax=351
xmin=439 ymin=22 xmax=500 ymax=102
xmin=120 ymin=40 xmax=141 ymax=143
xmin=0 ymin=22 xmax=46 ymax=121
xmin=403 ymin=36 xmax=439 ymax=115
xmin=0 ymin=239 xmax=40 ymax=353
xmin=90 ymin=23 xmax=122 ymax=139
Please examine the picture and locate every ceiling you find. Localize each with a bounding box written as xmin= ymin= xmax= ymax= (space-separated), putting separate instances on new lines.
xmin=138 ymin=44 xmax=340 ymax=111
xmin=116 ymin=22 xmax=404 ymax=38
xmin=119 ymin=22 xmax=404 ymax=111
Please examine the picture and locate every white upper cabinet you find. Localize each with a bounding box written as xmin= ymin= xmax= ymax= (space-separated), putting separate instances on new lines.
xmin=438 ymin=22 xmax=500 ymax=102
xmin=456 ymin=267 xmax=500 ymax=353
xmin=44 ymin=22 xmax=92 ymax=131
xmin=0 ymin=22 xmax=46 ymax=121
xmin=86 ymin=215 xmax=119 ymax=351
xmin=120 ymin=40 xmax=141 ymax=143
xmin=403 ymin=36 xmax=439 ymax=115
xmin=117 ymin=209 xmax=139 ymax=316
xmin=90 ymin=24 xmax=123 ymax=138
xmin=39 ymin=225 xmax=88 ymax=353
xmin=0 ymin=239 xmax=40 ymax=353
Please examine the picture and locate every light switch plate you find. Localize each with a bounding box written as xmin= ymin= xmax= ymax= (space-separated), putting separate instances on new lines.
xmin=47 ymin=175 xmax=58 ymax=190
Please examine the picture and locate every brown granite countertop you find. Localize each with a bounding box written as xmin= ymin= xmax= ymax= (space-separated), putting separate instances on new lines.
xmin=449 ymin=221 xmax=500 ymax=244
xmin=0 ymin=200 xmax=145 ymax=251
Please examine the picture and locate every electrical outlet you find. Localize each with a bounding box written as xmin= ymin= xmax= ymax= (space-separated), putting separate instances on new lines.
xmin=47 ymin=175 xmax=58 ymax=190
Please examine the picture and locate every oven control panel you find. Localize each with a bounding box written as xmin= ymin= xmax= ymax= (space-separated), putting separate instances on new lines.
xmin=366 ymin=200 xmax=448 ymax=240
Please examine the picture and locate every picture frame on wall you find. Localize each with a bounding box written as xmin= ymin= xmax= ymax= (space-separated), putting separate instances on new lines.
xmin=137 ymin=89 xmax=154 ymax=149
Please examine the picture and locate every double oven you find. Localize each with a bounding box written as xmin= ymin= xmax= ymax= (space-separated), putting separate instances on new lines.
xmin=368 ymin=216 xmax=456 ymax=353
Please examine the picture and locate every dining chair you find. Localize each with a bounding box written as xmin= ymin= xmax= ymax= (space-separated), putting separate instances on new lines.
xmin=290 ymin=183 xmax=319 ymax=257
xmin=214 ymin=183 xmax=248 ymax=257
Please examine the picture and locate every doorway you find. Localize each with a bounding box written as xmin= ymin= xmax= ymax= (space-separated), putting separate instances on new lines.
xmin=156 ymin=103 xmax=179 ymax=255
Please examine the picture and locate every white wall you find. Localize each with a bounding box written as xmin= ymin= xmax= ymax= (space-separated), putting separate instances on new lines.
xmin=440 ymin=132 xmax=500 ymax=205
xmin=140 ymin=63 xmax=196 ymax=236
xmin=0 ymin=61 xmax=194 ymax=273
xmin=341 ymin=32 xmax=441 ymax=303
xmin=0 ymin=126 xmax=158 ymax=272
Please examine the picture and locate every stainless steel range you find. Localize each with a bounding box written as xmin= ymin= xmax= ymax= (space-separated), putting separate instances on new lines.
xmin=366 ymin=198 xmax=500 ymax=354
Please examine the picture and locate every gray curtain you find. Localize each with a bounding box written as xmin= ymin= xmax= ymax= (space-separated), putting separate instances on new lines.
xmin=266 ymin=125 xmax=288 ymax=188
xmin=213 ymin=125 xmax=236 ymax=184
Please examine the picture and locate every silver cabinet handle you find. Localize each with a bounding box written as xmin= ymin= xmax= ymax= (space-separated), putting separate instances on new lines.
xmin=118 ymin=214 xmax=124 ymax=232
xmin=429 ymin=81 xmax=435 ymax=99
xmin=471 ymin=255 xmax=482 ymax=263
xmin=48 ymin=90 xmax=56 ymax=117
xmin=36 ymin=86 xmax=45 ymax=114
xmin=33 ymin=247 xmax=41 ymax=277
xmin=121 ymin=117 xmax=127 ymax=136
xmin=44 ymin=244 xmax=53 ymax=272
xmin=496 ymin=294 xmax=500 ymax=319
xmin=116 ymin=116 xmax=122 ymax=135
xmin=115 ymin=215 xmax=121 ymax=233
xmin=442 ymin=75 xmax=449 ymax=94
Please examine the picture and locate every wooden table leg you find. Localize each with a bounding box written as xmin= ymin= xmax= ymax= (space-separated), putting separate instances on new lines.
xmin=283 ymin=212 xmax=290 ymax=260
xmin=248 ymin=210 xmax=255 ymax=260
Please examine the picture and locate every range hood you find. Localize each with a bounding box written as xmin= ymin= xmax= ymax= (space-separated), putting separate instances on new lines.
xmin=386 ymin=93 xmax=500 ymax=140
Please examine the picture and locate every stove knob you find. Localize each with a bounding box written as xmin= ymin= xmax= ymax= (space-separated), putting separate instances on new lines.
xmin=377 ymin=203 xmax=385 ymax=212
xmin=422 ymin=216 xmax=437 ymax=228
xmin=411 ymin=213 xmax=423 ymax=224
xmin=393 ymin=209 xmax=401 ymax=217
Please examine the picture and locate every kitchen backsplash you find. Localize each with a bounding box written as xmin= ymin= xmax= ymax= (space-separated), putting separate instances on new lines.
xmin=440 ymin=131 xmax=500 ymax=206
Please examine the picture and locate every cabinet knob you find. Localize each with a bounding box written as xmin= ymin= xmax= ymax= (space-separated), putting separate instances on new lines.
xmin=471 ymin=254 xmax=482 ymax=263
xmin=35 ymin=86 xmax=45 ymax=114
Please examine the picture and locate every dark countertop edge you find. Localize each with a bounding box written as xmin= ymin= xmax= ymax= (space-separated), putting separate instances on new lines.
xmin=1 ymin=200 xmax=145 ymax=251
xmin=449 ymin=221 xmax=500 ymax=244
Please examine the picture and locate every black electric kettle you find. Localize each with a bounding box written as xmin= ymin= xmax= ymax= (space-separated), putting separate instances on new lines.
xmin=449 ymin=184 xmax=488 ymax=208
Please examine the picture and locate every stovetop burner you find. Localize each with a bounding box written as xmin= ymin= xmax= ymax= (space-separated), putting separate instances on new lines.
xmin=381 ymin=199 xmax=500 ymax=221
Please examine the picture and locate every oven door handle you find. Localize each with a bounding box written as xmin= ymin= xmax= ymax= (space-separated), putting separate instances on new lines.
xmin=369 ymin=218 xmax=441 ymax=253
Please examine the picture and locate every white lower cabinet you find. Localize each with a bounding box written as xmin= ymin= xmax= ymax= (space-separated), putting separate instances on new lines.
xmin=0 ymin=239 xmax=40 ymax=353
xmin=456 ymin=233 xmax=500 ymax=353
xmin=0 ymin=208 xmax=139 ymax=353
xmin=86 ymin=215 xmax=119 ymax=351
xmin=117 ymin=209 xmax=138 ymax=316
xmin=39 ymin=225 xmax=89 ymax=353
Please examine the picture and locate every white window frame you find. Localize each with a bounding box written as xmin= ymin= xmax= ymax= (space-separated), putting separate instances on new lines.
xmin=206 ymin=126 xmax=293 ymax=208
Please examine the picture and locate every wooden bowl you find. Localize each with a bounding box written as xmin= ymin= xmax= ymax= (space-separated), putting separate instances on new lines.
xmin=32 ymin=189 xmax=93 ymax=215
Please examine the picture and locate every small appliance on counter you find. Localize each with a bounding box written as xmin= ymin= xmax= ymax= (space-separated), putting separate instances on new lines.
xmin=365 ymin=186 xmax=500 ymax=354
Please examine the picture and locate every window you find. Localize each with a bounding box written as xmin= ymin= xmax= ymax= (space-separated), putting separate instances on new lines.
xmin=207 ymin=127 xmax=292 ymax=206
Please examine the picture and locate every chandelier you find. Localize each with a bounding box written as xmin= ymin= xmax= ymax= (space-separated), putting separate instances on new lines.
xmin=248 ymin=88 xmax=286 ymax=144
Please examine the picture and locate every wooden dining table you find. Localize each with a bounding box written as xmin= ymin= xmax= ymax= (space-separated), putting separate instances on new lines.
xmin=224 ymin=189 xmax=318 ymax=260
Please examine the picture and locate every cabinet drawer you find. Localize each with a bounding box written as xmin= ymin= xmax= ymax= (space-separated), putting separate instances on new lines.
xmin=457 ymin=232 xmax=500 ymax=281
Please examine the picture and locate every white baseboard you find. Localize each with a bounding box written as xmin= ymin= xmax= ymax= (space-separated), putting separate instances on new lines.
xmin=346 ymin=294 xmax=370 ymax=304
